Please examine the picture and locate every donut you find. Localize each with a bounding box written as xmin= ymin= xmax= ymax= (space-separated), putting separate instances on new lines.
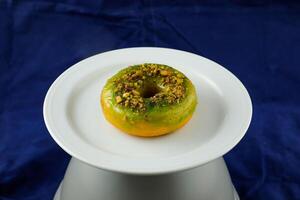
xmin=101 ymin=63 xmax=197 ymax=137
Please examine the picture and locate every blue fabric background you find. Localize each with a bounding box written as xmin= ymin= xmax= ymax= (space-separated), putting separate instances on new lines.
xmin=0 ymin=0 xmax=299 ymax=199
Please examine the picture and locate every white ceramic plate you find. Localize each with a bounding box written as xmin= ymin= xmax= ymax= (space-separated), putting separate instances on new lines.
xmin=43 ymin=47 xmax=252 ymax=175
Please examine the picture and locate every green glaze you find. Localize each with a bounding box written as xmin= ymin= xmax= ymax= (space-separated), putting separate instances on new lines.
xmin=101 ymin=63 xmax=197 ymax=131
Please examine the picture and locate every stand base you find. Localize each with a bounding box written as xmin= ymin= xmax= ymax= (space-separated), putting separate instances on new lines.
xmin=54 ymin=181 xmax=239 ymax=200
xmin=54 ymin=157 xmax=239 ymax=200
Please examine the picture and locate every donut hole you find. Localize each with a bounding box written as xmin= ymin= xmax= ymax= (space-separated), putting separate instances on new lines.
xmin=141 ymin=83 xmax=161 ymax=98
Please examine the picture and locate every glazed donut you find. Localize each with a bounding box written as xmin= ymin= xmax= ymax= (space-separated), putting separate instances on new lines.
xmin=101 ymin=63 xmax=197 ymax=137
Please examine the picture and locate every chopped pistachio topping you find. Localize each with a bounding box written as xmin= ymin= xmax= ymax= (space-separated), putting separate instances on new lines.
xmin=113 ymin=63 xmax=187 ymax=112
xmin=115 ymin=96 xmax=122 ymax=103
